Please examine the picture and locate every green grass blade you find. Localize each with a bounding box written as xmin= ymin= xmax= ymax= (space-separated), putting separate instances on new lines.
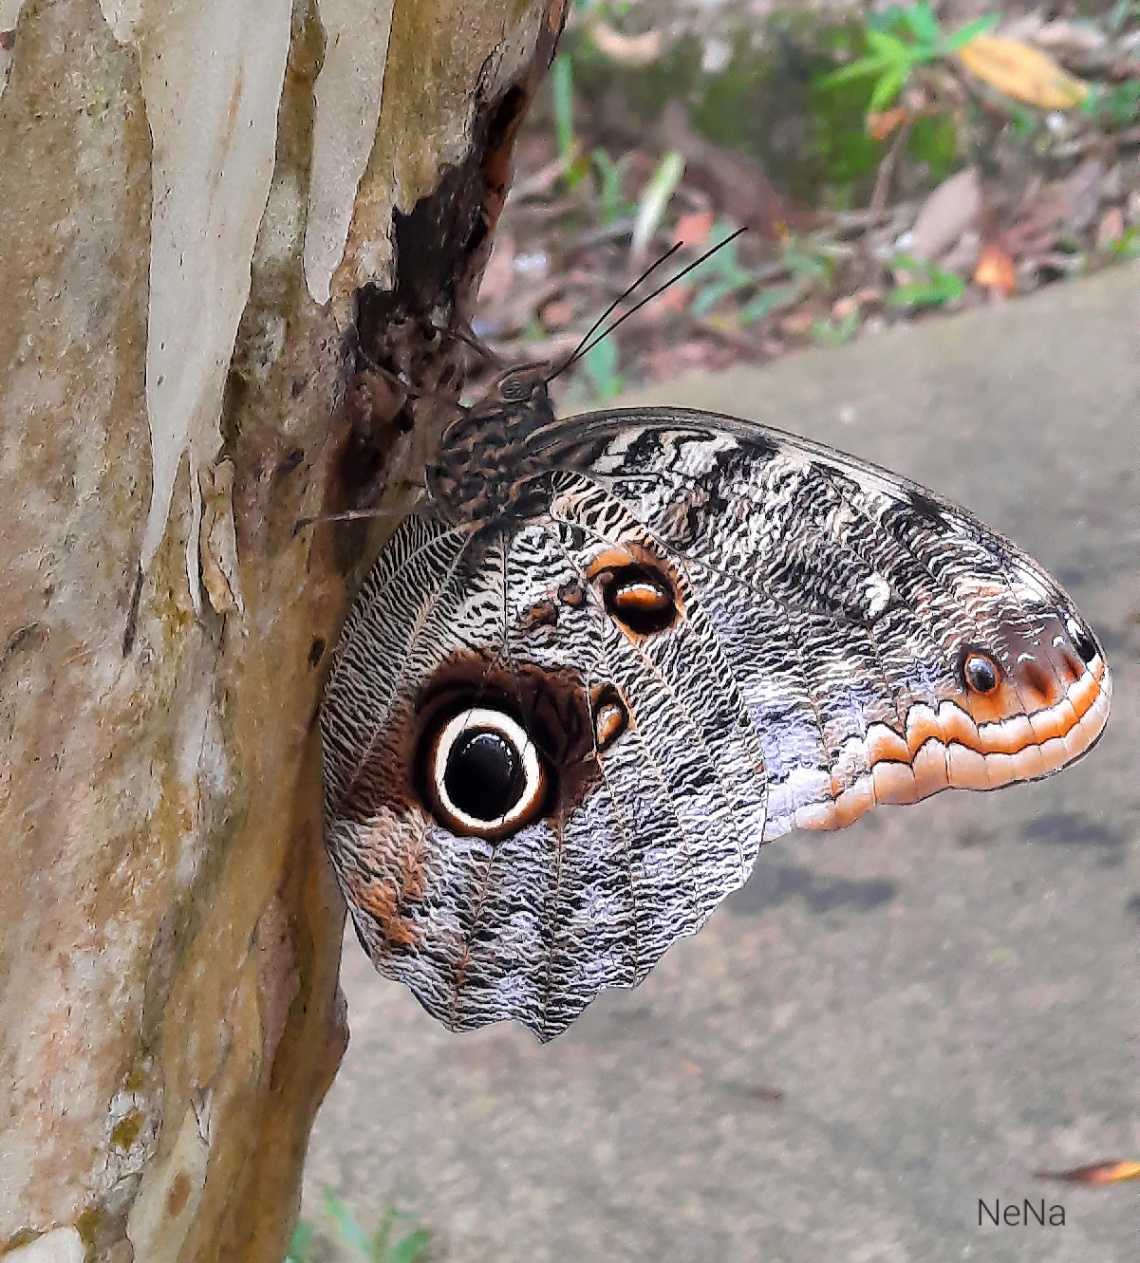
xmin=389 ymin=1229 xmax=432 ymax=1263
xmin=551 ymin=56 xmax=576 ymax=162
xmin=630 ymin=150 xmax=685 ymax=259
xmin=323 ymin=1187 xmax=373 ymax=1259
xmin=944 ymin=14 xmax=1000 ymax=51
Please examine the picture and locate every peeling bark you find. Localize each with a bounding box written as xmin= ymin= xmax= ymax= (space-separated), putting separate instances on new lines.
xmin=0 ymin=1 xmax=565 ymax=1259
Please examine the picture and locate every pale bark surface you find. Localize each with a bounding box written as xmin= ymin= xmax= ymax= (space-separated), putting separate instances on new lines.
xmin=0 ymin=1 xmax=564 ymax=1259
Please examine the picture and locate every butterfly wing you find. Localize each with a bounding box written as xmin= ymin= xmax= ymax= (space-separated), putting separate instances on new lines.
xmin=322 ymin=505 xmax=769 ymax=1040
xmin=544 ymin=408 xmax=1111 ymax=838
xmin=322 ymin=407 xmax=1111 ymax=1041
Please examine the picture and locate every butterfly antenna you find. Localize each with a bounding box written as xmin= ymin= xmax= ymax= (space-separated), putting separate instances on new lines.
xmin=550 ymin=226 xmax=748 ymax=380
xmin=546 ymin=240 xmax=685 ymax=381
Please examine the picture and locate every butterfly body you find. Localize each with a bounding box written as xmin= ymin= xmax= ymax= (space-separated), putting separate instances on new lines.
xmin=322 ymin=369 xmax=1110 ymax=1041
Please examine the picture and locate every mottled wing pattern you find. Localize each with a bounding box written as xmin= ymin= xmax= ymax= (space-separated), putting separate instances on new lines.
xmin=323 ymin=499 xmax=769 ymax=1040
xmin=548 ymin=410 xmax=1110 ymax=839
xmin=322 ymin=401 xmax=1110 ymax=1041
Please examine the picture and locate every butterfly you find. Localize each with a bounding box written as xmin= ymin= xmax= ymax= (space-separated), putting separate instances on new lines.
xmin=321 ymin=310 xmax=1111 ymax=1044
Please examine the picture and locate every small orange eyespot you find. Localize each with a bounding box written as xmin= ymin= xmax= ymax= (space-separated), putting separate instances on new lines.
xmin=601 ymin=565 xmax=677 ymax=636
xmin=963 ymin=651 xmax=1000 ymax=695
xmin=592 ymin=685 xmax=630 ymax=752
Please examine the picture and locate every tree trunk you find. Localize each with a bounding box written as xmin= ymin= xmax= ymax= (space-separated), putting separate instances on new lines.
xmin=0 ymin=2 xmax=564 ymax=1259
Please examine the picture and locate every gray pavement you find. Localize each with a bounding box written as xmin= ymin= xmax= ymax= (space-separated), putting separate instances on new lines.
xmin=302 ymin=266 xmax=1139 ymax=1262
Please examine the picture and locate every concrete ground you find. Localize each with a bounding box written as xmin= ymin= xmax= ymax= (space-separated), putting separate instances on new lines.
xmin=302 ymin=265 xmax=1139 ymax=1262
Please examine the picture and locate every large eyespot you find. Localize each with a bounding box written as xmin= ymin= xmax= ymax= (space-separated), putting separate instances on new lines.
xmin=1066 ymin=616 xmax=1097 ymax=665
xmin=600 ymin=563 xmax=677 ymax=636
xmin=421 ymin=707 xmax=547 ymax=840
xmin=961 ymin=650 xmax=1001 ymax=695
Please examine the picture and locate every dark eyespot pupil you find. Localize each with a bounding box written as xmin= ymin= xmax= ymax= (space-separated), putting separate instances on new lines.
xmin=1069 ymin=622 xmax=1096 ymax=664
xmin=964 ymin=653 xmax=999 ymax=694
xmin=444 ymin=730 xmax=523 ymax=822
xmin=602 ymin=565 xmax=677 ymax=635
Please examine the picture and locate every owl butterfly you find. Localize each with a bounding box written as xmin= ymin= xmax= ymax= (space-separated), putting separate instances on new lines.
xmin=321 ymin=264 xmax=1111 ymax=1043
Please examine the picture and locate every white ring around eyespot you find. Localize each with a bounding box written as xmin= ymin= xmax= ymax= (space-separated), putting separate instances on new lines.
xmin=432 ymin=707 xmax=544 ymax=836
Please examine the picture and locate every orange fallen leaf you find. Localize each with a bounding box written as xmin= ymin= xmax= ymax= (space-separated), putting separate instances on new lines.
xmin=957 ymin=35 xmax=1088 ymax=110
xmin=974 ymin=242 xmax=1017 ymax=295
xmin=1034 ymin=1160 xmax=1140 ymax=1186
xmin=656 ymin=282 xmax=692 ymax=314
xmin=540 ymin=297 xmax=576 ymax=328
xmin=674 ymin=210 xmax=715 ymax=248
xmin=1096 ymin=207 xmax=1125 ymax=250
xmin=867 ymin=108 xmax=909 ymax=142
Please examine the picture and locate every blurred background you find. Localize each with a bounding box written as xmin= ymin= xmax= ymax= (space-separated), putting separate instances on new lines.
xmin=293 ymin=4 xmax=1138 ymax=1260
xmin=461 ymin=0 xmax=1140 ymax=404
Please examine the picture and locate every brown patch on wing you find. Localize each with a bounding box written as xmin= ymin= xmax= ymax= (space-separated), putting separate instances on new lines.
xmin=520 ymin=596 xmax=560 ymax=633
xmin=342 ymin=817 xmax=430 ymax=950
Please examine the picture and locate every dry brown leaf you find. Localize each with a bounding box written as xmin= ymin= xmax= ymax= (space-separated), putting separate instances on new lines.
xmin=957 ymin=35 xmax=1089 ymax=109
xmin=478 ymin=234 xmax=516 ymax=307
xmin=588 ymin=21 xmax=663 ymax=67
xmin=909 ymin=168 xmax=982 ymax=261
xmin=1097 ymin=206 xmax=1126 ymax=250
xmin=539 ymin=297 xmax=575 ymax=328
xmin=655 ymin=282 xmax=692 ymax=315
xmin=1034 ymin=1160 xmax=1140 ymax=1186
xmin=867 ymin=108 xmax=909 ymax=142
xmin=974 ymin=243 xmax=1017 ymax=295
xmin=674 ymin=209 xmax=715 ymax=248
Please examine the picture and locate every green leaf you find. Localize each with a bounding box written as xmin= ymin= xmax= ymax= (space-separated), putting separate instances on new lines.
xmin=943 ymin=13 xmax=1000 ymax=52
xmin=630 ymin=149 xmax=685 ymax=259
xmin=739 ymin=283 xmax=798 ymax=324
xmin=1102 ymin=80 xmax=1140 ymax=124
xmin=691 ymin=275 xmax=746 ymax=315
xmin=869 ymin=65 xmax=907 ymax=113
xmin=899 ymin=3 xmax=940 ymax=49
xmin=592 ymin=149 xmax=633 ymax=224
xmin=323 ymin=1188 xmax=373 ymax=1259
xmin=781 ymin=244 xmax=829 ymax=283
xmin=369 ymin=1208 xmax=395 ymax=1262
xmin=583 ymin=337 xmax=624 ymax=398
xmin=888 ymin=269 xmax=965 ymax=307
xmin=1006 ymin=100 xmax=1040 ymax=135
xmin=818 ymin=55 xmax=892 ymax=88
xmin=865 ymin=29 xmax=911 ymax=62
xmin=1106 ymin=225 xmax=1140 ymax=259
xmin=389 ymin=1229 xmax=432 ymax=1263
xmin=285 ymin=1220 xmax=315 ymax=1263
xmin=811 ymin=311 xmax=860 ymax=344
